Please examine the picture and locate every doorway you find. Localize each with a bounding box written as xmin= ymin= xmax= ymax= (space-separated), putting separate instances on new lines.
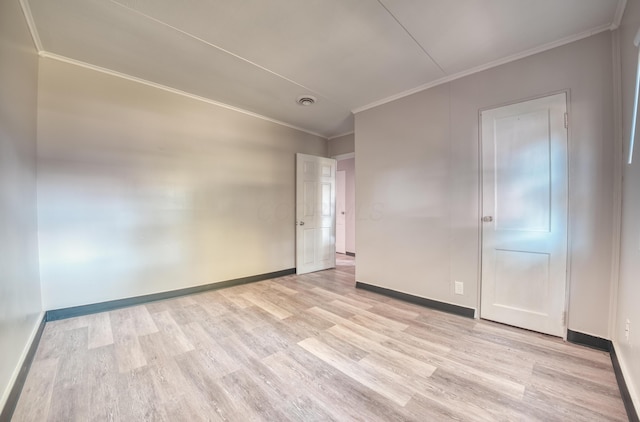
xmin=334 ymin=153 xmax=355 ymax=258
xmin=480 ymin=93 xmax=569 ymax=337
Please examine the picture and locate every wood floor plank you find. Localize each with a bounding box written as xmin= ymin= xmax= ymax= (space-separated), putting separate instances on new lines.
xmin=380 ymin=335 xmax=527 ymax=400
xmin=86 ymin=312 xmax=114 ymax=350
xmin=310 ymin=287 xmax=374 ymax=310
xmin=174 ymin=352 xmax=257 ymax=421
xmin=529 ymin=363 xmax=628 ymax=420
xmin=115 ymin=366 xmax=169 ymax=422
xmin=47 ymin=336 xmax=90 ymax=422
xmin=10 ymin=358 xmax=59 ymax=422
xmin=110 ymin=312 xmax=147 ymax=373
xmin=264 ymin=281 xmax=298 ymax=296
xmin=86 ymin=345 xmax=120 ymax=422
xmin=329 ymin=299 xmax=409 ymax=331
xmin=217 ymin=369 xmax=293 ymax=421
xmin=241 ymin=292 xmax=293 ymax=320
xmin=149 ymin=310 xmax=195 ymax=356
xmin=328 ymin=324 xmax=437 ymax=379
xmin=267 ymin=347 xmax=411 ymax=422
xmin=298 ymin=337 xmax=414 ymax=406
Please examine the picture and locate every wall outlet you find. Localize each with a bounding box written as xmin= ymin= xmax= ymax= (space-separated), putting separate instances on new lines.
xmin=454 ymin=281 xmax=464 ymax=295
xmin=625 ymin=319 xmax=631 ymax=342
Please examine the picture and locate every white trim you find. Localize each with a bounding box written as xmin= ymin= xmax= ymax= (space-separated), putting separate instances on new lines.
xmin=611 ymin=0 xmax=628 ymax=30
xmin=332 ymin=152 xmax=355 ymax=161
xmin=328 ymin=131 xmax=354 ymax=141
xmin=38 ymin=52 xmax=327 ymax=139
xmin=629 ymin=46 xmax=640 ymax=164
xmin=609 ymin=31 xmax=623 ymax=339
xmin=0 ymin=312 xmax=45 ymax=410
xmin=352 ymin=24 xmax=612 ymax=114
xmin=612 ymin=340 xmax=640 ymax=415
xmin=563 ymin=89 xmax=573 ymax=342
xmin=18 ymin=0 xmax=43 ymax=52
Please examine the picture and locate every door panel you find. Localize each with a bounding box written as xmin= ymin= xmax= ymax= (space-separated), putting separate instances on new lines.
xmin=480 ymin=93 xmax=568 ymax=337
xmin=296 ymin=153 xmax=336 ymax=274
xmin=494 ymin=110 xmax=551 ymax=232
xmin=493 ymin=250 xmax=550 ymax=314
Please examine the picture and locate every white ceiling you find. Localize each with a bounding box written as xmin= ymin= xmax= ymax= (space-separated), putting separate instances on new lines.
xmin=25 ymin=0 xmax=623 ymax=138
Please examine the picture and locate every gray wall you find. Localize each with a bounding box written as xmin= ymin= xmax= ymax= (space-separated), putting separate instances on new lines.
xmin=37 ymin=58 xmax=327 ymax=310
xmin=337 ymin=157 xmax=356 ymax=254
xmin=616 ymin=0 xmax=640 ymax=408
xmin=328 ymin=133 xmax=355 ymax=157
xmin=0 ymin=0 xmax=42 ymax=408
xmin=355 ymin=32 xmax=615 ymax=338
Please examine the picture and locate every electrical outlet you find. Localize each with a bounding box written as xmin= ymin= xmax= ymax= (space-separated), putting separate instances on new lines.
xmin=454 ymin=281 xmax=464 ymax=295
xmin=626 ymin=319 xmax=631 ymax=342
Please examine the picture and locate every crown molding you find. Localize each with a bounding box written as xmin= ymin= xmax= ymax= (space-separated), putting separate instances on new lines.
xmin=352 ymin=23 xmax=612 ymax=114
xmin=611 ymin=0 xmax=628 ymax=30
xmin=18 ymin=0 xmax=43 ymax=52
xmin=328 ymin=131 xmax=354 ymax=140
xmin=38 ymin=52 xmax=327 ymax=139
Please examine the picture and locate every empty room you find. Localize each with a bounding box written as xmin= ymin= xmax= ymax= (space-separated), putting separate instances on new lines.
xmin=1 ymin=0 xmax=640 ymax=420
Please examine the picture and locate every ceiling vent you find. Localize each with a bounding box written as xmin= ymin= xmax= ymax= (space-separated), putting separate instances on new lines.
xmin=296 ymin=95 xmax=316 ymax=106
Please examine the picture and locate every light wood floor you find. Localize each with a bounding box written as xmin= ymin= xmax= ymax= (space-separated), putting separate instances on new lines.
xmin=12 ymin=255 xmax=627 ymax=421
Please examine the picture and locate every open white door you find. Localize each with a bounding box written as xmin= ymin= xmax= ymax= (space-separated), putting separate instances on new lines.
xmin=336 ymin=170 xmax=346 ymax=254
xmin=480 ymin=93 xmax=568 ymax=337
xmin=296 ymin=154 xmax=336 ymax=274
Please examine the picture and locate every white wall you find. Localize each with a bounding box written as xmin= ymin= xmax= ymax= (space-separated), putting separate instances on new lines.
xmin=615 ymin=0 xmax=640 ymax=409
xmin=0 ymin=0 xmax=42 ymax=409
xmin=355 ymin=32 xmax=615 ymax=337
xmin=337 ymin=158 xmax=356 ymax=254
xmin=37 ymin=58 xmax=327 ymax=310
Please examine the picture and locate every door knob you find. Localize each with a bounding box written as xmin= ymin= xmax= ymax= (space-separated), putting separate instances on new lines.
xmin=482 ymin=216 xmax=493 ymax=222
xmin=299 ymin=221 xmax=305 ymax=226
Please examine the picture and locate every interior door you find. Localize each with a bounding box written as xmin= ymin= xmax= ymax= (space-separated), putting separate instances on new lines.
xmin=336 ymin=170 xmax=346 ymax=254
xmin=296 ymin=153 xmax=337 ymax=274
xmin=480 ymin=93 xmax=568 ymax=337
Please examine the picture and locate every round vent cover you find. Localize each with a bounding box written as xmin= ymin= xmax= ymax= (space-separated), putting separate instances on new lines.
xmin=296 ymin=95 xmax=316 ymax=106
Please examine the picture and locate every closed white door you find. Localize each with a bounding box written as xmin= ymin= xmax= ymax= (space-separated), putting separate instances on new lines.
xmin=480 ymin=93 xmax=568 ymax=337
xmin=336 ymin=170 xmax=346 ymax=254
xmin=296 ymin=153 xmax=336 ymax=274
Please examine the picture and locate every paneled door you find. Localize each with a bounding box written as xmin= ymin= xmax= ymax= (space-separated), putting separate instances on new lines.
xmin=480 ymin=93 xmax=568 ymax=337
xmin=296 ymin=154 xmax=337 ymax=274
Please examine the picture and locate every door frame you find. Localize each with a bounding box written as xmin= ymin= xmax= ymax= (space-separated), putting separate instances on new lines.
xmin=476 ymin=89 xmax=573 ymax=340
xmin=336 ymin=170 xmax=347 ymax=254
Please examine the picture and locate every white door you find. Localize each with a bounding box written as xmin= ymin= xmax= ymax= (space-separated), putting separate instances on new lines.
xmin=336 ymin=170 xmax=346 ymax=254
xmin=480 ymin=93 xmax=568 ymax=337
xmin=296 ymin=153 xmax=337 ymax=274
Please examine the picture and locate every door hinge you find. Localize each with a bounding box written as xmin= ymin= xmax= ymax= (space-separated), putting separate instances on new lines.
xmin=564 ymin=112 xmax=568 ymax=129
